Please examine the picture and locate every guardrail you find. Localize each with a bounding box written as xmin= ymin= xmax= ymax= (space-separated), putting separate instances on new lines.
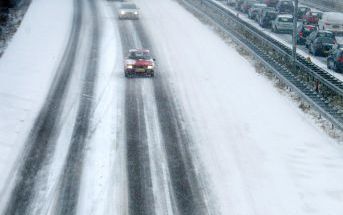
xmin=299 ymin=0 xmax=343 ymax=12
xmin=182 ymin=0 xmax=343 ymax=130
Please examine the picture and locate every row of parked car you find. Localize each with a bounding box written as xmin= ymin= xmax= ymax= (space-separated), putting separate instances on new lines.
xmin=225 ymin=0 xmax=343 ymax=73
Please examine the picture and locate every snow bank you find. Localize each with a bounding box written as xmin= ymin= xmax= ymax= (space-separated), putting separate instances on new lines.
xmin=0 ymin=0 xmax=73 ymax=206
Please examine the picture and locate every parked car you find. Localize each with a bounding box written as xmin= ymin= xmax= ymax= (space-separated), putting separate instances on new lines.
xmin=118 ymin=3 xmax=139 ymax=19
xmin=303 ymin=11 xmax=322 ymax=25
xmin=309 ymin=37 xmax=336 ymax=56
xmin=271 ymin=14 xmax=294 ymax=33
xmin=241 ymin=0 xmax=259 ymax=13
xmin=276 ymin=0 xmax=294 ymax=14
xmin=227 ymin=0 xmax=236 ymax=6
xmin=305 ymin=30 xmax=336 ymax=49
xmin=124 ymin=49 xmax=155 ymax=77
xmin=318 ymin=12 xmax=343 ymax=35
xmin=327 ymin=47 xmax=343 ymax=72
xmin=297 ymin=6 xmax=311 ymax=20
xmin=259 ymin=8 xmax=278 ymax=28
xmin=263 ymin=0 xmax=278 ymax=7
xmin=248 ymin=3 xmax=267 ymax=19
xmin=296 ymin=23 xmax=317 ymax=45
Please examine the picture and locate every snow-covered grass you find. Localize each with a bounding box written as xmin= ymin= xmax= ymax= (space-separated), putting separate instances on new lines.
xmin=0 ymin=0 xmax=73 ymax=209
xmin=138 ymin=0 xmax=343 ymax=214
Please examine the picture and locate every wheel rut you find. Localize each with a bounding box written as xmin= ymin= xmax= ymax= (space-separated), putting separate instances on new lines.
xmin=118 ymin=19 xmax=156 ymax=215
xmin=114 ymin=4 xmax=209 ymax=213
xmin=54 ymin=0 xmax=101 ymax=214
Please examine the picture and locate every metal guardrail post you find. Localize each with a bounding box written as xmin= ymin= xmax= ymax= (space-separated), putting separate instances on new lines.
xmin=292 ymin=0 xmax=298 ymax=72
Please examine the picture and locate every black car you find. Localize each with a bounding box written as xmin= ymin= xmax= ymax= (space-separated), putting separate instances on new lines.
xmin=305 ymin=30 xmax=336 ymax=49
xmin=327 ymin=47 xmax=343 ymax=72
xmin=248 ymin=3 xmax=267 ymax=20
xmin=259 ymin=9 xmax=278 ymax=28
xmin=296 ymin=24 xmax=317 ymax=45
xmin=276 ymin=0 xmax=294 ymax=14
xmin=297 ymin=6 xmax=311 ymax=20
xmin=309 ymin=37 xmax=335 ymax=56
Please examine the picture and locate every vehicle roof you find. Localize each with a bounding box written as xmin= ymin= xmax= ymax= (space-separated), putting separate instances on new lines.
xmin=129 ymin=49 xmax=150 ymax=53
xmin=253 ymin=3 xmax=267 ymax=7
xmin=323 ymin=12 xmax=343 ymax=17
xmin=318 ymin=30 xmax=334 ymax=34
xmin=277 ymin=14 xmax=293 ymax=18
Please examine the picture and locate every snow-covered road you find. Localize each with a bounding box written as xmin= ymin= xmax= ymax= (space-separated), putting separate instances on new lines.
xmin=1 ymin=0 xmax=343 ymax=214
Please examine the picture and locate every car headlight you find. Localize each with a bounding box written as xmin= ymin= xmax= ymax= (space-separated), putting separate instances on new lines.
xmin=134 ymin=11 xmax=138 ymax=15
xmin=120 ymin=11 xmax=125 ymax=15
xmin=127 ymin=65 xmax=133 ymax=69
xmin=147 ymin=65 xmax=154 ymax=69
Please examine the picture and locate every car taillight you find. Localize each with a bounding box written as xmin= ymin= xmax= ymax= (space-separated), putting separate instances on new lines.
xmin=299 ymin=32 xmax=303 ymax=37
xmin=338 ymin=57 xmax=343 ymax=63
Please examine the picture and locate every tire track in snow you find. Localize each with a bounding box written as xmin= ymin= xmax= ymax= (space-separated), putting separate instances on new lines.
xmin=117 ymin=19 xmax=156 ymax=215
xmin=53 ymin=0 xmax=101 ymax=213
xmin=3 ymin=0 xmax=83 ymax=214
xmin=112 ymin=2 xmax=209 ymax=214
xmin=133 ymin=21 xmax=210 ymax=215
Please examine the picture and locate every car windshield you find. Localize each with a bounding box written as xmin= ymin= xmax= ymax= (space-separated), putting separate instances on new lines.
xmin=121 ymin=3 xmax=137 ymax=9
xmin=279 ymin=17 xmax=293 ymax=22
xmin=129 ymin=51 xmax=151 ymax=60
xmin=299 ymin=7 xmax=308 ymax=12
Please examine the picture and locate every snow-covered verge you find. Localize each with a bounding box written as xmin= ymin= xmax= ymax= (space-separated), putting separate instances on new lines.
xmin=0 ymin=0 xmax=73 ymax=206
xmin=138 ymin=0 xmax=343 ymax=214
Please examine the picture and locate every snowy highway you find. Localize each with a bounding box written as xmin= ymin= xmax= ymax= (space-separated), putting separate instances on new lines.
xmin=1 ymin=0 xmax=343 ymax=214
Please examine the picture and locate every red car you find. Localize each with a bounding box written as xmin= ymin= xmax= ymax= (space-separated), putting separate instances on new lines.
xmin=124 ymin=49 xmax=155 ymax=77
xmin=303 ymin=11 xmax=323 ymax=25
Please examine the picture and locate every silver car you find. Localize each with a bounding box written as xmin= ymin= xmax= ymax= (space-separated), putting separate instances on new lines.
xmin=271 ymin=14 xmax=294 ymax=33
xmin=118 ymin=3 xmax=139 ymax=19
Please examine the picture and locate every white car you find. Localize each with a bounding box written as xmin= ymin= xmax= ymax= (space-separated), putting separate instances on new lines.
xmin=318 ymin=12 xmax=343 ymax=35
xmin=271 ymin=14 xmax=294 ymax=33
xmin=118 ymin=3 xmax=139 ymax=20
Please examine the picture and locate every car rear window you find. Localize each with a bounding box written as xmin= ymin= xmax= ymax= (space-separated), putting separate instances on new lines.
xmin=317 ymin=37 xmax=335 ymax=44
xmin=279 ymin=17 xmax=293 ymax=22
xmin=304 ymin=25 xmax=315 ymax=31
xmin=318 ymin=32 xmax=334 ymax=38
